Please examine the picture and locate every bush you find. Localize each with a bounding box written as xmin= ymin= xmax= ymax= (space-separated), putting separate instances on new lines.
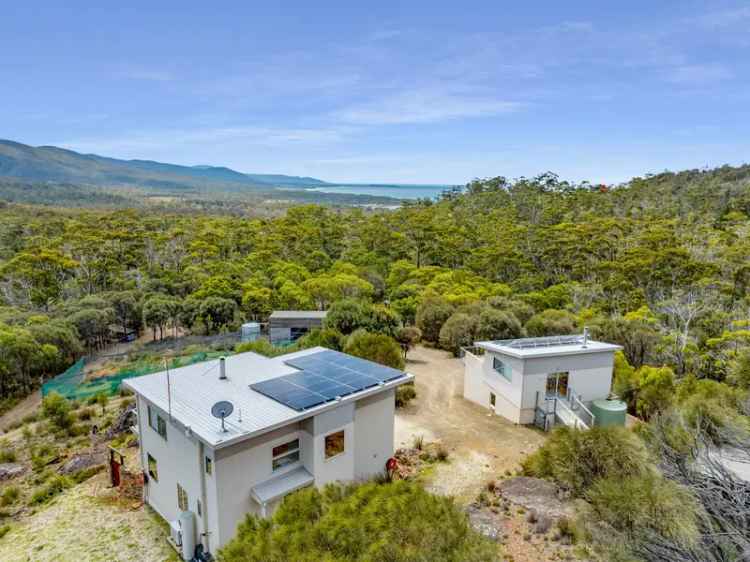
xmin=41 ymin=392 xmax=74 ymax=431
xmin=522 ymin=426 xmax=653 ymax=497
xmin=30 ymin=475 xmax=72 ymax=505
xmin=476 ymin=308 xmax=523 ymax=341
xmin=236 ymin=338 xmax=297 ymax=357
xmin=0 ymin=486 xmax=20 ymax=506
xmin=219 ymin=481 xmax=497 ymax=562
xmin=0 ymin=524 xmax=9 ymax=538
xmin=343 ymin=330 xmax=404 ymax=370
xmin=297 ymin=327 xmax=344 ymax=351
xmin=416 ymin=296 xmax=455 ymax=343
xmin=438 ymin=312 xmax=479 ymax=356
xmin=583 ymin=473 xmax=699 ymax=546
xmin=395 ymin=382 xmax=417 ymax=408
xmin=76 ymin=407 xmax=95 ymax=421
xmin=524 ymin=309 xmax=578 ymax=337
xmin=0 ymin=447 xmax=16 ymax=463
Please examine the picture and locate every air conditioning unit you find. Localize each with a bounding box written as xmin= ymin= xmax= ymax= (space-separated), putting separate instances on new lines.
xmin=169 ymin=519 xmax=182 ymax=547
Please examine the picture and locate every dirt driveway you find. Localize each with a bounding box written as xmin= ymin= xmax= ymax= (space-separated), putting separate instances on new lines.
xmin=395 ymin=346 xmax=546 ymax=505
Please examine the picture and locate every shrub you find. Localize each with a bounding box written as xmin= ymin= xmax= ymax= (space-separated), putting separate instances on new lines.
xmin=235 ymin=338 xmax=296 ymax=357
xmin=436 ymin=444 xmax=449 ymax=462
xmin=94 ymin=392 xmax=109 ymax=415
xmin=219 ymin=481 xmax=497 ymax=562
xmin=0 ymin=486 xmax=20 ymax=506
xmin=524 ymin=309 xmax=578 ymax=337
xmin=297 ymin=327 xmax=345 ymax=351
xmin=21 ymin=412 xmax=38 ymax=424
xmin=41 ymin=392 xmax=74 ymax=431
xmin=0 ymin=447 xmax=16 ymax=463
xmin=416 ymin=296 xmax=455 ymax=343
xmin=76 ymin=407 xmax=95 ymax=421
xmin=412 ymin=434 xmax=424 ymax=450
xmin=583 ymin=473 xmax=699 ymax=546
xmin=30 ymin=475 xmax=72 ymax=505
xmin=438 ymin=312 xmax=479 ymax=355
xmin=522 ymin=426 xmax=653 ymax=497
xmin=394 ymin=325 xmax=422 ymax=360
xmin=0 ymin=524 xmax=9 ymax=538
xmin=395 ymin=382 xmax=417 ymax=408
xmin=343 ymin=330 xmax=404 ymax=370
xmin=634 ymin=365 xmax=675 ymax=420
xmin=476 ymin=308 xmax=523 ymax=341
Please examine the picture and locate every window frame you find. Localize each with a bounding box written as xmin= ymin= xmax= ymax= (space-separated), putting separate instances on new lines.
xmin=324 ymin=429 xmax=346 ymax=461
xmin=177 ymin=483 xmax=188 ymax=511
xmin=272 ymin=438 xmax=300 ymax=472
xmin=147 ymin=453 xmax=158 ymax=482
xmin=492 ymin=356 xmax=512 ymax=382
xmin=147 ymin=405 xmax=168 ymax=441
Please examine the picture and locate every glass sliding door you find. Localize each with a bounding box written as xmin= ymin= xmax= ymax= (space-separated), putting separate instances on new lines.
xmin=545 ymin=372 xmax=569 ymax=399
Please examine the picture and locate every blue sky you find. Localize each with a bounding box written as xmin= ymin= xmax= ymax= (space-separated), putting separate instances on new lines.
xmin=1 ymin=1 xmax=748 ymax=184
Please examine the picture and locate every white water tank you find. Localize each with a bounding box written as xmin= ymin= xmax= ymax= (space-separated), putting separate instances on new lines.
xmin=241 ymin=322 xmax=261 ymax=342
xmin=178 ymin=510 xmax=195 ymax=561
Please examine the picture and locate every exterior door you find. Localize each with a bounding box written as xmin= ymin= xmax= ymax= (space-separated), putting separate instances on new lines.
xmin=545 ymin=372 xmax=569 ymax=398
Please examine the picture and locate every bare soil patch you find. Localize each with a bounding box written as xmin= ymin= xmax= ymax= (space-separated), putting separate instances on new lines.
xmin=395 ymin=346 xmax=546 ymax=505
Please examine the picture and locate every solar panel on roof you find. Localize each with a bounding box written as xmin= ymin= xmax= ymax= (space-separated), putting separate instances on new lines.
xmin=250 ymin=349 xmax=408 ymax=412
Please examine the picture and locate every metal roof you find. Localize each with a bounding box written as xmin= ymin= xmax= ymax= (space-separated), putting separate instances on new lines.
xmin=269 ymin=310 xmax=328 ymax=319
xmin=476 ymin=335 xmax=621 ymax=359
xmin=123 ymin=347 xmax=411 ymax=450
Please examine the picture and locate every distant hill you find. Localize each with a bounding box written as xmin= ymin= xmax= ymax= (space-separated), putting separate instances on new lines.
xmin=0 ymin=139 xmax=329 ymax=191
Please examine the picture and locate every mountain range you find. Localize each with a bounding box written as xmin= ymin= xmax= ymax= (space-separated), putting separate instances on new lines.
xmin=0 ymin=139 xmax=329 ymax=191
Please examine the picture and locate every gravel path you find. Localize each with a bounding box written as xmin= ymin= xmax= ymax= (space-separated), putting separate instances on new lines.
xmin=395 ymin=346 xmax=546 ymax=505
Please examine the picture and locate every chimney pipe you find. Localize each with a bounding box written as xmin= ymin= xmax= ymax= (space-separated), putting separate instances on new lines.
xmin=219 ymin=356 xmax=227 ymax=380
xmin=582 ymin=327 xmax=589 ymax=348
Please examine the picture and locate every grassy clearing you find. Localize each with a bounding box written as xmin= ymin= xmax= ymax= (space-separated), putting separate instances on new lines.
xmin=0 ymin=393 xmax=178 ymax=562
xmin=0 ymin=472 xmax=178 ymax=562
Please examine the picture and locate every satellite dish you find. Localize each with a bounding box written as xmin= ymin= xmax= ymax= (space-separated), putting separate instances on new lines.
xmin=211 ymin=400 xmax=234 ymax=433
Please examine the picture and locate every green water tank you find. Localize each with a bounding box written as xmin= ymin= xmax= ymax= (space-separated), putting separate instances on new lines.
xmin=591 ymin=399 xmax=627 ymax=427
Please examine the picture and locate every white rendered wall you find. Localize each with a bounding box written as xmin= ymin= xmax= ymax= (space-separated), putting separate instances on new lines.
xmin=213 ymin=423 xmax=302 ymax=547
xmin=311 ymin=403 xmax=355 ymax=486
xmin=463 ymin=349 xmax=615 ymax=425
xmin=353 ymin=389 xmax=395 ymax=478
xmin=137 ymin=396 xmax=211 ymax=550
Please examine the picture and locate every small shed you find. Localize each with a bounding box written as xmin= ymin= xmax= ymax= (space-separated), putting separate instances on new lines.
xmin=269 ymin=310 xmax=327 ymax=344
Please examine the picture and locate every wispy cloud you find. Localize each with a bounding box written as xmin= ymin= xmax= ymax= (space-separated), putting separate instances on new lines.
xmin=335 ymin=89 xmax=522 ymax=125
xmin=59 ymin=125 xmax=349 ymax=156
xmin=667 ymin=63 xmax=733 ymax=85
xmin=114 ymin=67 xmax=175 ymax=82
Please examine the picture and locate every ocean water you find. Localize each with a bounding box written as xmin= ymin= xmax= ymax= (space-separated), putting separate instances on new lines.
xmin=308 ymin=183 xmax=459 ymax=200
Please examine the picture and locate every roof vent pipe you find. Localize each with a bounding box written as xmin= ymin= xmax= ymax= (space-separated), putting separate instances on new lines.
xmin=582 ymin=327 xmax=589 ymax=348
xmin=219 ymin=356 xmax=227 ymax=380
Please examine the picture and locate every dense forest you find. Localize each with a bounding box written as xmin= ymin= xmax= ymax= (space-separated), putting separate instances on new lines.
xmin=2 ymin=164 xmax=750 ymax=560
xmin=2 ymin=165 xmax=750 ymax=399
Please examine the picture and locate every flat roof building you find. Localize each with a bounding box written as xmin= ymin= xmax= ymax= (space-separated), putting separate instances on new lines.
xmin=268 ymin=310 xmax=327 ymax=344
xmin=463 ymin=333 xmax=621 ymax=430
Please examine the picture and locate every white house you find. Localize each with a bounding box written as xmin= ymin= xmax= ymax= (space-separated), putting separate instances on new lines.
xmin=124 ymin=346 xmax=412 ymax=560
xmin=463 ymin=332 xmax=621 ymax=429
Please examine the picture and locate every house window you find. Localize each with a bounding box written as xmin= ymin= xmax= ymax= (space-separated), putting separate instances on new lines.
xmin=272 ymin=438 xmax=300 ymax=471
xmin=490 ymin=393 xmax=496 ymax=407
xmin=493 ymin=357 xmax=512 ymax=382
xmin=147 ymin=453 xmax=158 ymax=482
xmin=147 ymin=405 xmax=168 ymax=440
xmin=325 ymin=430 xmax=345 ymax=460
xmin=205 ymin=456 xmax=213 ymax=475
xmin=177 ymin=483 xmax=188 ymax=511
